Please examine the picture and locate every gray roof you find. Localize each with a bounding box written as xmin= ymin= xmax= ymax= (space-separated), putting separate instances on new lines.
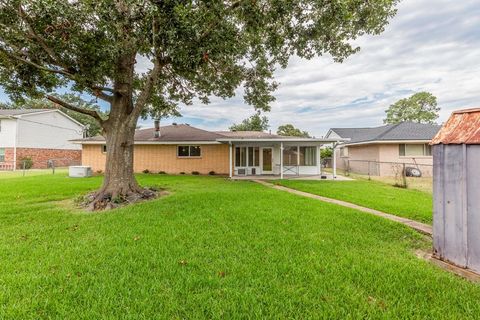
xmin=214 ymin=131 xmax=285 ymax=139
xmin=0 ymin=109 xmax=51 ymax=116
xmin=330 ymin=122 xmax=441 ymax=144
xmin=76 ymin=125 xmax=293 ymax=143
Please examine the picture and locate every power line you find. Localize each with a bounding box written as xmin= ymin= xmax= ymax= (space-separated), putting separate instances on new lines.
xmin=9 ymin=116 xmax=85 ymax=135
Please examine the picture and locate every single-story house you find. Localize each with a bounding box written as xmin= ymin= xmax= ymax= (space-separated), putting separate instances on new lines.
xmin=325 ymin=122 xmax=441 ymax=176
xmin=0 ymin=109 xmax=84 ymax=170
xmin=75 ymin=123 xmax=342 ymax=178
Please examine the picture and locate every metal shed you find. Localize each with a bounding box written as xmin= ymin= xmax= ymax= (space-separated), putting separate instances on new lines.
xmin=431 ymin=108 xmax=480 ymax=274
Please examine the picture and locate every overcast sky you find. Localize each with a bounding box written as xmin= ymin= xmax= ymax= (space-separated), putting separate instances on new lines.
xmin=1 ymin=0 xmax=479 ymax=137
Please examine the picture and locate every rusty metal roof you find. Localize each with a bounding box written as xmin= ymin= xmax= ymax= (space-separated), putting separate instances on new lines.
xmin=431 ymin=108 xmax=480 ymax=145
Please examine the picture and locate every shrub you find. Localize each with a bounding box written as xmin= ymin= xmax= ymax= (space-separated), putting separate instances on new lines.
xmin=208 ymin=171 xmax=216 ymax=175
xmin=142 ymin=169 xmax=150 ymax=174
xmin=19 ymin=157 xmax=33 ymax=169
xmin=192 ymin=171 xmax=200 ymax=175
xmin=158 ymin=171 xmax=166 ymax=174
xmin=179 ymin=172 xmax=185 ymax=175
xmin=96 ymin=170 xmax=103 ymax=174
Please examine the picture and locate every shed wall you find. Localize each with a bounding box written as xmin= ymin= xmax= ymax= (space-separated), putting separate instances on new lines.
xmin=433 ymin=144 xmax=480 ymax=273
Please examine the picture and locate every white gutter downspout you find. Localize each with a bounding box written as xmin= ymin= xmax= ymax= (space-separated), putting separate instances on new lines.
xmin=280 ymin=142 xmax=284 ymax=180
xmin=332 ymin=142 xmax=338 ymax=179
xmin=317 ymin=145 xmax=321 ymax=175
xmin=229 ymin=142 xmax=233 ymax=178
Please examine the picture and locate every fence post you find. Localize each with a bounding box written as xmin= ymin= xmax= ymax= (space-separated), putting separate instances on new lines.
xmin=402 ymin=163 xmax=407 ymax=188
xmin=367 ymin=161 xmax=371 ymax=180
xmin=22 ymin=160 xmax=26 ymax=176
xmin=52 ymin=160 xmax=55 ymax=175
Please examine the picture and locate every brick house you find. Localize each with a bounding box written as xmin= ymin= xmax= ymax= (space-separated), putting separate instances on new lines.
xmin=325 ymin=122 xmax=441 ymax=176
xmin=0 ymin=109 xmax=84 ymax=170
xmin=75 ymin=123 xmax=341 ymax=178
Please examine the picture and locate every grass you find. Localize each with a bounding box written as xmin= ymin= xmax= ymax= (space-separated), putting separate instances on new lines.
xmin=276 ymin=179 xmax=433 ymax=224
xmin=0 ymin=173 xmax=479 ymax=319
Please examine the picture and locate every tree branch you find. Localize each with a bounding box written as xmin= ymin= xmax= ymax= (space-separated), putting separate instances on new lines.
xmin=17 ymin=4 xmax=70 ymax=71
xmin=46 ymin=94 xmax=105 ymax=124
xmin=130 ymin=60 xmax=162 ymax=118
xmin=0 ymin=47 xmax=73 ymax=77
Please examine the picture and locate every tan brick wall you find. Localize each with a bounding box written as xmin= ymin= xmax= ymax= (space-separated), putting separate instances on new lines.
xmin=82 ymin=144 xmax=230 ymax=174
xmin=16 ymin=148 xmax=82 ymax=169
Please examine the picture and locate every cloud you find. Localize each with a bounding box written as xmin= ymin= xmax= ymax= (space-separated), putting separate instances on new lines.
xmin=2 ymin=0 xmax=479 ymax=137
xmin=166 ymin=0 xmax=480 ymax=136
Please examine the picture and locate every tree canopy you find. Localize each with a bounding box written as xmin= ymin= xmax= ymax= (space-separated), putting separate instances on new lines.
xmin=0 ymin=0 xmax=399 ymax=208
xmin=384 ymin=92 xmax=440 ymax=124
xmin=276 ymin=124 xmax=310 ymax=137
xmin=230 ymin=112 xmax=269 ymax=131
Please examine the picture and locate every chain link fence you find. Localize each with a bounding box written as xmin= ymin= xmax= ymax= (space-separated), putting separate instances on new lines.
xmin=0 ymin=158 xmax=81 ymax=177
xmin=323 ymin=158 xmax=433 ymax=193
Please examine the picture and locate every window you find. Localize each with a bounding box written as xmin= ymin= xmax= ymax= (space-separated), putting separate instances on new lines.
xmin=340 ymin=147 xmax=349 ymax=157
xmin=300 ymin=147 xmax=317 ymax=166
xmin=235 ymin=147 xmax=260 ymax=167
xmin=178 ymin=145 xmax=202 ymax=157
xmin=399 ymin=144 xmax=432 ymax=156
xmin=235 ymin=147 xmax=247 ymax=166
xmin=248 ymin=147 xmax=260 ymax=166
xmin=0 ymin=148 xmax=4 ymax=162
xmin=283 ymin=146 xmax=298 ymax=166
xmin=102 ymin=145 xmax=107 ymax=153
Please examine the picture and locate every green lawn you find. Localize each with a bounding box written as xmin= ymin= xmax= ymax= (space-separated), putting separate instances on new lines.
xmin=276 ymin=179 xmax=433 ymax=224
xmin=0 ymin=173 xmax=478 ymax=319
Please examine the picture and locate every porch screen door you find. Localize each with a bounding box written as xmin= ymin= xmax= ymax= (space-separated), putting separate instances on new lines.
xmin=261 ymin=148 xmax=273 ymax=174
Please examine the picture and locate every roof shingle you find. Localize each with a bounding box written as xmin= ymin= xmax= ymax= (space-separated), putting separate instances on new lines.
xmin=330 ymin=122 xmax=441 ymax=144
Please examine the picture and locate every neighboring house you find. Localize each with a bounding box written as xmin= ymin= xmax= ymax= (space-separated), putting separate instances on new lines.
xmin=75 ymin=123 xmax=340 ymax=178
xmin=0 ymin=109 xmax=84 ymax=170
xmin=325 ymin=122 xmax=441 ymax=176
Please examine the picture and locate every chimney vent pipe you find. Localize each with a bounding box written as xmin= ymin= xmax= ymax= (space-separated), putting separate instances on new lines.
xmin=154 ymin=119 xmax=160 ymax=138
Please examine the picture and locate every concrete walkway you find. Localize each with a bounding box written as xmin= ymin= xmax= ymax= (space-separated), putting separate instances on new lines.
xmin=253 ymin=180 xmax=432 ymax=236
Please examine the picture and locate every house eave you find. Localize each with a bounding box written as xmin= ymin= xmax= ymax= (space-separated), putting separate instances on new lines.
xmin=72 ymin=140 xmax=222 ymax=145
xmin=341 ymin=139 xmax=433 ymax=147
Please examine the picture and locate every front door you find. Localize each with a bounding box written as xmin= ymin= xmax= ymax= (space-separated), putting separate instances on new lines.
xmin=261 ymin=147 xmax=273 ymax=174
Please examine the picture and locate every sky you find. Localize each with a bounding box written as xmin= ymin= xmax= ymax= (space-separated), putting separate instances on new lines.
xmin=1 ymin=0 xmax=479 ymax=137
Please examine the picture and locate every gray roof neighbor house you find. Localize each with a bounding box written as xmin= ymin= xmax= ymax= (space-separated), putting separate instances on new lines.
xmin=326 ymin=122 xmax=441 ymax=146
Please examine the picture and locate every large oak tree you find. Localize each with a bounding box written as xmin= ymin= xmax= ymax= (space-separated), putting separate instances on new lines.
xmin=0 ymin=0 xmax=398 ymax=208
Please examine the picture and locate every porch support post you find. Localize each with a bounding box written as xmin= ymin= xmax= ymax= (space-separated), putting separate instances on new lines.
xmin=280 ymin=142 xmax=284 ymax=179
xmin=229 ymin=142 xmax=233 ymax=178
xmin=333 ymin=143 xmax=337 ymax=179
xmin=317 ymin=145 xmax=321 ymax=175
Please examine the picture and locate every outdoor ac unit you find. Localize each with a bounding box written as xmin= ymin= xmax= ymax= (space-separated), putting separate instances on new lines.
xmin=237 ymin=168 xmax=246 ymax=175
xmin=69 ymin=166 xmax=93 ymax=178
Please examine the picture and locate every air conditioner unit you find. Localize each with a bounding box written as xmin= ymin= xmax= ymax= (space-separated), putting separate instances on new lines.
xmin=69 ymin=166 xmax=93 ymax=178
xmin=237 ymin=168 xmax=246 ymax=175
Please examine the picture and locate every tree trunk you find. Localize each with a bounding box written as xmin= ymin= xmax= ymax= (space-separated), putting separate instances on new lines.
xmin=87 ymin=53 xmax=156 ymax=210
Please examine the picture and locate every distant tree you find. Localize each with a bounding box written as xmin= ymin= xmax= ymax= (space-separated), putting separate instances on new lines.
xmin=320 ymin=147 xmax=333 ymax=159
xmin=384 ymin=92 xmax=440 ymax=124
xmin=277 ymin=124 xmax=310 ymax=137
xmin=230 ymin=113 xmax=269 ymax=131
xmin=0 ymin=0 xmax=399 ymax=208
xmin=9 ymin=94 xmax=106 ymax=137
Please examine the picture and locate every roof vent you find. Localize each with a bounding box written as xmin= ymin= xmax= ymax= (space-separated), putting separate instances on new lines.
xmin=154 ymin=119 xmax=160 ymax=138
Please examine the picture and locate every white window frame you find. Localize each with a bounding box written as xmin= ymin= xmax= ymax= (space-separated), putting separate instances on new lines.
xmin=399 ymin=143 xmax=432 ymax=157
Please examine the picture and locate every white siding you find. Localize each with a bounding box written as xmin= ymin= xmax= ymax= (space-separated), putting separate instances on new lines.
xmin=16 ymin=111 xmax=83 ymax=150
xmin=0 ymin=118 xmax=17 ymax=147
